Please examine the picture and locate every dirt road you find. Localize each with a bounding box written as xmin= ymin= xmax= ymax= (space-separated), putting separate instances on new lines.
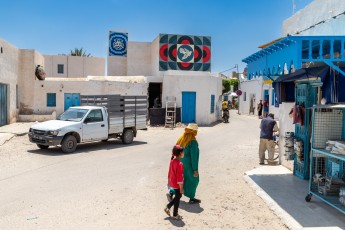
xmin=0 ymin=111 xmax=287 ymax=229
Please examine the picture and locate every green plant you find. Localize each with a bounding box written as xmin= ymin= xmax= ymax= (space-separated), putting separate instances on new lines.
xmin=69 ymin=48 xmax=91 ymax=57
xmin=222 ymin=79 xmax=239 ymax=94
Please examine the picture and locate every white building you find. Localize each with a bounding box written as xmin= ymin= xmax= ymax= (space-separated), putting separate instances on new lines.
xmin=0 ymin=32 xmax=222 ymax=126
xmin=239 ymin=0 xmax=345 ymax=169
xmin=283 ymin=0 xmax=345 ymax=36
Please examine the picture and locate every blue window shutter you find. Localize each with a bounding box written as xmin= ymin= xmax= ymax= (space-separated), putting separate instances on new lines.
xmin=210 ymin=95 xmax=215 ymax=113
xmin=271 ymin=89 xmax=275 ymax=105
xmin=47 ymin=93 xmax=56 ymax=107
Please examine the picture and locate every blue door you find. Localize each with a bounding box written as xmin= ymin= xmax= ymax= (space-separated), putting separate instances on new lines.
xmin=64 ymin=93 xmax=80 ymax=111
xmin=182 ymin=92 xmax=196 ymax=123
xmin=0 ymin=84 xmax=7 ymax=126
xmin=264 ymin=89 xmax=269 ymax=113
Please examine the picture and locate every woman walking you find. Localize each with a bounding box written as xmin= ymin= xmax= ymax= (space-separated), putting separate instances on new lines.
xmin=176 ymin=123 xmax=201 ymax=204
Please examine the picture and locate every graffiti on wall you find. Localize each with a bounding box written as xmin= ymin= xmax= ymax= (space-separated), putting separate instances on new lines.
xmin=159 ymin=34 xmax=211 ymax=71
xmin=109 ymin=31 xmax=128 ymax=56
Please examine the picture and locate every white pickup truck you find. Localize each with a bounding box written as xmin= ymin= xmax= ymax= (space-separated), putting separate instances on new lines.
xmin=28 ymin=95 xmax=147 ymax=153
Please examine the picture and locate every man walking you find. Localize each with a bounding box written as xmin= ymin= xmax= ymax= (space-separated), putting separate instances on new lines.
xmin=259 ymin=113 xmax=279 ymax=165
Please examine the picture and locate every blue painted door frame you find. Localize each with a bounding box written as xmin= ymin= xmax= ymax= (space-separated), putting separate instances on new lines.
xmin=182 ymin=92 xmax=196 ymax=123
xmin=264 ymin=89 xmax=269 ymax=113
xmin=0 ymin=84 xmax=7 ymax=126
xmin=64 ymin=93 xmax=80 ymax=111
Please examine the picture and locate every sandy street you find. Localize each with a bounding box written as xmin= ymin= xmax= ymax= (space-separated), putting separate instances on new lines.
xmin=0 ymin=111 xmax=287 ymax=230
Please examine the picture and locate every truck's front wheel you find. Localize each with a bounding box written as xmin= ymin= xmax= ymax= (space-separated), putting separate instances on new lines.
xmin=61 ymin=135 xmax=77 ymax=153
xmin=122 ymin=129 xmax=134 ymax=144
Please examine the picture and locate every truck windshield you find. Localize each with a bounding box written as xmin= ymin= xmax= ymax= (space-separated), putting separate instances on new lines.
xmin=57 ymin=108 xmax=88 ymax=122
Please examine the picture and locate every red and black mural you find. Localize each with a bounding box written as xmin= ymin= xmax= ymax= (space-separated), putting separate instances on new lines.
xmin=159 ymin=34 xmax=211 ymax=72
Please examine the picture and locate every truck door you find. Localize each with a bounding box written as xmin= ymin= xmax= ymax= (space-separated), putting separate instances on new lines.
xmin=82 ymin=109 xmax=108 ymax=141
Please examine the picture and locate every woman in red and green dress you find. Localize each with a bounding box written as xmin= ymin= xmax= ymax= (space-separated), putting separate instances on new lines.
xmin=176 ymin=123 xmax=201 ymax=204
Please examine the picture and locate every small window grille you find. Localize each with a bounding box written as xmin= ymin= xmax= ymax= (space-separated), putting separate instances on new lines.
xmin=57 ymin=64 xmax=64 ymax=74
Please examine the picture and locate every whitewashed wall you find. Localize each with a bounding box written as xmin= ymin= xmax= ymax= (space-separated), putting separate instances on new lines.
xmin=44 ymin=55 xmax=105 ymax=78
xmin=107 ymin=56 xmax=127 ymax=76
xmin=17 ymin=50 xmax=44 ymax=115
xmin=283 ymin=0 xmax=345 ymax=36
xmin=127 ymin=42 xmax=152 ymax=76
xmin=278 ymin=102 xmax=295 ymax=170
xmin=0 ymin=38 xmax=19 ymax=123
xmin=239 ymin=77 xmax=263 ymax=115
xmin=162 ymin=71 xmax=222 ymax=125
xmin=151 ymin=36 xmax=160 ymax=77
xmin=30 ymin=76 xmax=148 ymax=116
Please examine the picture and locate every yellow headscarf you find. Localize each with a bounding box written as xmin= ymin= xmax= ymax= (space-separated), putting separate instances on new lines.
xmin=176 ymin=128 xmax=197 ymax=148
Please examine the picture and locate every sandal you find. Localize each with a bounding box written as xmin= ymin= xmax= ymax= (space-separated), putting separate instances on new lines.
xmin=164 ymin=207 xmax=170 ymax=217
xmin=172 ymin=214 xmax=183 ymax=220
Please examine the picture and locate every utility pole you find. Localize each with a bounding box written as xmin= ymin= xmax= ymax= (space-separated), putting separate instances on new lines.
xmin=292 ymin=0 xmax=296 ymax=15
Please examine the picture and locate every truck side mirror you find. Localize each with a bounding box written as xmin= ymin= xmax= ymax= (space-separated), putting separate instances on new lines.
xmin=84 ymin=118 xmax=91 ymax=124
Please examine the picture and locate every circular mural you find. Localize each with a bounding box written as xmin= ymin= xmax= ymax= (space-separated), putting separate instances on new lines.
xmin=203 ymin=46 xmax=211 ymax=63
xmin=109 ymin=33 xmax=127 ymax=56
xmin=168 ymin=44 xmax=177 ymax=62
xmin=177 ymin=36 xmax=194 ymax=45
xmin=177 ymin=45 xmax=194 ymax=63
xmin=159 ymin=44 xmax=168 ymax=62
xmin=178 ymin=62 xmax=194 ymax=70
xmin=194 ymin=46 xmax=202 ymax=62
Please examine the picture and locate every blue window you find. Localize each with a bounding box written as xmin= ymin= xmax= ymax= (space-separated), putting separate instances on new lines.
xmin=272 ymin=89 xmax=275 ymax=105
xmin=47 ymin=93 xmax=56 ymax=107
xmin=210 ymin=95 xmax=215 ymax=113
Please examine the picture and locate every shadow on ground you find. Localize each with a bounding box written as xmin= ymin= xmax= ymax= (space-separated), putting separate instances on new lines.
xmin=179 ymin=200 xmax=204 ymax=213
xmin=27 ymin=140 xmax=147 ymax=156
xmin=164 ymin=217 xmax=185 ymax=227
xmin=248 ymin=173 xmax=345 ymax=229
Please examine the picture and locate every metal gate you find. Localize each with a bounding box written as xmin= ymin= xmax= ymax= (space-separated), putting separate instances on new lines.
xmin=0 ymin=83 xmax=8 ymax=126
xmin=64 ymin=93 xmax=80 ymax=111
xmin=182 ymin=92 xmax=196 ymax=123
xmin=294 ymin=83 xmax=317 ymax=179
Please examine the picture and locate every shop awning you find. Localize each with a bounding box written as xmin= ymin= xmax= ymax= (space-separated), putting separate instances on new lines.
xmin=274 ymin=66 xmax=329 ymax=83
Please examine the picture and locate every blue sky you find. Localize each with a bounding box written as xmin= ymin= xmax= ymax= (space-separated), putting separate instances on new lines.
xmin=0 ymin=0 xmax=314 ymax=73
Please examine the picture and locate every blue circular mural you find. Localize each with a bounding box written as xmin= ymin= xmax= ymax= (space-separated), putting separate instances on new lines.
xmin=109 ymin=32 xmax=128 ymax=56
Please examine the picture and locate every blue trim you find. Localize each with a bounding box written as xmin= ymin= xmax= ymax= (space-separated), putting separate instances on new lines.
xmin=243 ymin=36 xmax=345 ymax=81
xmin=210 ymin=94 xmax=215 ymax=114
xmin=47 ymin=93 xmax=56 ymax=107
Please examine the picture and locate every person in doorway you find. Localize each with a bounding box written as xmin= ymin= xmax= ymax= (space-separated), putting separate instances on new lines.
xmin=257 ymin=99 xmax=263 ymax=118
xmin=164 ymin=145 xmax=184 ymax=220
xmin=262 ymin=98 xmax=269 ymax=118
xmin=259 ymin=113 xmax=279 ymax=165
xmin=153 ymin=96 xmax=161 ymax=108
xmin=176 ymin=123 xmax=201 ymax=204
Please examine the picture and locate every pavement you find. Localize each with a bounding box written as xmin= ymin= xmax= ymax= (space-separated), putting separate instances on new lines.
xmin=244 ymin=166 xmax=345 ymax=230
xmin=0 ymin=122 xmax=35 ymax=146
xmin=1 ymin=122 xmax=345 ymax=229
